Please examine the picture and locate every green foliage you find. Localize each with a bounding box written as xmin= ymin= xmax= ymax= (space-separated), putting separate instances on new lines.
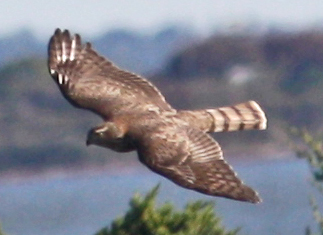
xmin=95 ymin=185 xmax=240 ymax=235
xmin=0 ymin=223 xmax=6 ymax=235
xmin=290 ymin=127 xmax=323 ymax=182
xmin=290 ymin=128 xmax=323 ymax=235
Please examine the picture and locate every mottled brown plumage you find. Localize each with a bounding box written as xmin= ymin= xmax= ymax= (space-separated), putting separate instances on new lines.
xmin=48 ymin=29 xmax=267 ymax=203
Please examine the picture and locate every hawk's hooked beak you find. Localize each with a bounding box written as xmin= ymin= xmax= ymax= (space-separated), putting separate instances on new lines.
xmin=86 ymin=129 xmax=96 ymax=146
xmin=86 ymin=138 xmax=92 ymax=146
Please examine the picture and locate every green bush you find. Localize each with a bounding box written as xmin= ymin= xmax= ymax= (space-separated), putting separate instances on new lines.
xmin=0 ymin=223 xmax=6 ymax=235
xmin=290 ymin=128 xmax=323 ymax=235
xmin=95 ymin=185 xmax=240 ymax=235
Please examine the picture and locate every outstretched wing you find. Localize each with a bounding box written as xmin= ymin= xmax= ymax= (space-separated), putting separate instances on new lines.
xmin=48 ymin=29 xmax=173 ymax=120
xmin=136 ymin=125 xmax=261 ymax=203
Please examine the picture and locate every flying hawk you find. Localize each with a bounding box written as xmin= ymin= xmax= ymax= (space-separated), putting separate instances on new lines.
xmin=48 ymin=29 xmax=267 ymax=203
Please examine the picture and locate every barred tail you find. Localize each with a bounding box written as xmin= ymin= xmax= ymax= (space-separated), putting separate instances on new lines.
xmin=177 ymin=101 xmax=267 ymax=133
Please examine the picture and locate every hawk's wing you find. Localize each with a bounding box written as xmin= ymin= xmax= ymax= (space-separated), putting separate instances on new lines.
xmin=137 ymin=125 xmax=261 ymax=203
xmin=48 ymin=29 xmax=173 ymax=120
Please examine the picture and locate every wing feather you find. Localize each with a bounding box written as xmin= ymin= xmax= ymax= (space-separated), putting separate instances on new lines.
xmin=137 ymin=125 xmax=261 ymax=203
xmin=48 ymin=29 xmax=173 ymax=119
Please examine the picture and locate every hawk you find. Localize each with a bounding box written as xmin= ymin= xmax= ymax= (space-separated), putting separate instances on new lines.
xmin=48 ymin=29 xmax=267 ymax=203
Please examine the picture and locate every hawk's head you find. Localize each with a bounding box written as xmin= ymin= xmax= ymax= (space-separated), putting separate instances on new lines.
xmin=86 ymin=122 xmax=124 ymax=147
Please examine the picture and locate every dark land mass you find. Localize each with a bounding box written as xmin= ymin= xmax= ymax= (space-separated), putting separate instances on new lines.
xmin=1 ymin=28 xmax=323 ymax=174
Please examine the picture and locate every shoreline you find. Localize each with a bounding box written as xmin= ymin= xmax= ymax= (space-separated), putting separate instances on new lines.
xmin=0 ymin=143 xmax=295 ymax=184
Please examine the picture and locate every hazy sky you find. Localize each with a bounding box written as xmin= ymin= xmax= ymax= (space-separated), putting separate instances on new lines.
xmin=1 ymin=0 xmax=322 ymax=39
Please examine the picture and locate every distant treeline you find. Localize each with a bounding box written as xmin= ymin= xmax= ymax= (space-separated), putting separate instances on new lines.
xmin=161 ymin=30 xmax=323 ymax=95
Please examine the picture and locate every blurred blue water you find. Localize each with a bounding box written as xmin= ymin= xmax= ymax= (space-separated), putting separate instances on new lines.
xmin=0 ymin=159 xmax=319 ymax=235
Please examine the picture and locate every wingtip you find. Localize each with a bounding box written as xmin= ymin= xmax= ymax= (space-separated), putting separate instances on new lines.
xmin=62 ymin=29 xmax=71 ymax=38
xmin=74 ymin=33 xmax=81 ymax=42
xmin=250 ymin=193 xmax=262 ymax=204
xmin=53 ymin=28 xmax=73 ymax=38
xmin=242 ymin=185 xmax=262 ymax=204
xmin=48 ymin=28 xmax=83 ymax=85
xmin=54 ymin=28 xmax=62 ymax=36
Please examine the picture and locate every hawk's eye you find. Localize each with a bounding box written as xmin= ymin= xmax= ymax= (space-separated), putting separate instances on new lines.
xmin=93 ymin=130 xmax=104 ymax=137
xmin=97 ymin=132 xmax=104 ymax=136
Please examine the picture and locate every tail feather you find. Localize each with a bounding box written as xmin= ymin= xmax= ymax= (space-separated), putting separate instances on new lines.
xmin=207 ymin=101 xmax=267 ymax=132
xmin=177 ymin=101 xmax=267 ymax=133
